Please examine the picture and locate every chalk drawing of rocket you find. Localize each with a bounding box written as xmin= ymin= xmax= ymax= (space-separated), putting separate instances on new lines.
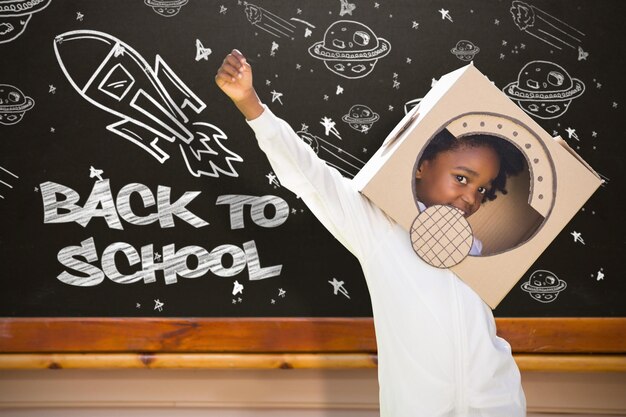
xmin=53 ymin=30 xmax=242 ymax=178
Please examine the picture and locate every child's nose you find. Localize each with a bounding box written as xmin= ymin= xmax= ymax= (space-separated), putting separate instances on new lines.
xmin=460 ymin=189 xmax=477 ymax=210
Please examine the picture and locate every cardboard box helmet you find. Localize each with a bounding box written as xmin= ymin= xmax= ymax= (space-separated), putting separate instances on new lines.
xmin=353 ymin=63 xmax=601 ymax=308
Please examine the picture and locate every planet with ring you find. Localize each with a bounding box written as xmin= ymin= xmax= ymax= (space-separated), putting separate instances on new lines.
xmin=450 ymin=40 xmax=480 ymax=61
xmin=342 ymin=104 xmax=379 ymax=132
xmin=0 ymin=0 xmax=51 ymax=43
xmin=144 ymin=0 xmax=189 ymax=17
xmin=520 ymin=270 xmax=567 ymax=303
xmin=0 ymin=84 xmax=35 ymax=125
xmin=503 ymin=60 xmax=585 ymax=119
xmin=308 ymin=20 xmax=391 ymax=79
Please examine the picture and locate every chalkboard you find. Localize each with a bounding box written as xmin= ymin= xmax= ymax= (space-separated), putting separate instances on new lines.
xmin=1 ymin=0 xmax=624 ymax=320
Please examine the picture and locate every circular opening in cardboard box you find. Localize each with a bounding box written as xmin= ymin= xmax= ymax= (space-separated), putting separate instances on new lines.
xmin=412 ymin=112 xmax=556 ymax=256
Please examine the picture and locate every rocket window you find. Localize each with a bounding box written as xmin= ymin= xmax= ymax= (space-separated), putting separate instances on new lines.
xmin=98 ymin=63 xmax=135 ymax=102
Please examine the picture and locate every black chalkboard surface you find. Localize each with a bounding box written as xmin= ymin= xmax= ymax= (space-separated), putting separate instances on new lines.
xmin=0 ymin=0 xmax=624 ymax=318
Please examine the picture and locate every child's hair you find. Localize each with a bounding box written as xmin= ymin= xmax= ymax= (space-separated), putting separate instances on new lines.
xmin=418 ymin=129 xmax=525 ymax=201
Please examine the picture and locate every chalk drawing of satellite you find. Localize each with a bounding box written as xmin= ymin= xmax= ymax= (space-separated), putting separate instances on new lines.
xmin=54 ymin=30 xmax=242 ymax=178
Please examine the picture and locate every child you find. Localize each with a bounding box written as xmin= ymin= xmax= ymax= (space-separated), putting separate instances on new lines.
xmin=415 ymin=128 xmax=525 ymax=255
xmin=216 ymin=49 xmax=526 ymax=417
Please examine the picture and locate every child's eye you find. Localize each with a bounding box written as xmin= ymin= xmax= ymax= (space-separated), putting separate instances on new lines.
xmin=478 ymin=187 xmax=487 ymax=194
xmin=455 ymin=175 xmax=467 ymax=184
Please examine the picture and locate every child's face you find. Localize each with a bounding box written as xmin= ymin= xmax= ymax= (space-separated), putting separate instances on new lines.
xmin=415 ymin=145 xmax=500 ymax=218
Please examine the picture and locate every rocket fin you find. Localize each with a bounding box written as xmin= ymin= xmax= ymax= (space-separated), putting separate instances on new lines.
xmin=179 ymin=122 xmax=242 ymax=178
xmin=155 ymin=55 xmax=206 ymax=122
xmin=107 ymin=118 xmax=171 ymax=163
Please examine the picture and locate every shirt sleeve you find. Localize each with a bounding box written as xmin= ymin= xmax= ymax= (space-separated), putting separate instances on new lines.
xmin=246 ymin=105 xmax=391 ymax=262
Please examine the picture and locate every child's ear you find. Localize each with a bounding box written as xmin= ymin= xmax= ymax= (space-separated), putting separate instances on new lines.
xmin=415 ymin=166 xmax=422 ymax=179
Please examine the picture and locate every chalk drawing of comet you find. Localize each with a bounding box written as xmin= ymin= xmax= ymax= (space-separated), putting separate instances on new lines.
xmin=53 ymin=30 xmax=242 ymax=178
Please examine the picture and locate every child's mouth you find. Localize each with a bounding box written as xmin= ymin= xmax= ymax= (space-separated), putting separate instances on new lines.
xmin=451 ymin=205 xmax=469 ymax=218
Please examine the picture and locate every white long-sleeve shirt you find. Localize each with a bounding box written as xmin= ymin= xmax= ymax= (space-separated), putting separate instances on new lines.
xmin=247 ymin=106 xmax=526 ymax=417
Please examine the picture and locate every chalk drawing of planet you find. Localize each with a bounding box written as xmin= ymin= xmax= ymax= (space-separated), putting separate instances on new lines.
xmin=144 ymin=0 xmax=188 ymax=17
xmin=0 ymin=84 xmax=34 ymax=125
xmin=342 ymin=104 xmax=379 ymax=132
xmin=450 ymin=40 xmax=480 ymax=61
xmin=309 ymin=20 xmax=390 ymax=79
xmin=0 ymin=0 xmax=51 ymax=43
xmin=503 ymin=60 xmax=584 ymax=120
xmin=520 ymin=270 xmax=567 ymax=303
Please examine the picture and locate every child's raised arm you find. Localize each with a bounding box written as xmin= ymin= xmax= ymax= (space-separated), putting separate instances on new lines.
xmin=214 ymin=49 xmax=391 ymax=263
xmin=215 ymin=49 xmax=264 ymax=121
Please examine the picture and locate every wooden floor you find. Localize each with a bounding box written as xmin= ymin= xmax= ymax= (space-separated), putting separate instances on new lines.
xmin=1 ymin=369 xmax=625 ymax=415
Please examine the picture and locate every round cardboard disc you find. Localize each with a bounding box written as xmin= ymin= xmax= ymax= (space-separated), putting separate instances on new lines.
xmin=410 ymin=205 xmax=473 ymax=268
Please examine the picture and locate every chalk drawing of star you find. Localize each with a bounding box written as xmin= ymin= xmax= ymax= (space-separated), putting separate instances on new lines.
xmin=571 ymin=231 xmax=585 ymax=245
xmin=438 ymin=8 xmax=453 ymax=21
xmin=195 ymin=39 xmax=212 ymax=61
xmin=328 ymin=278 xmax=350 ymax=299
xmin=270 ymin=90 xmax=283 ymax=105
xmin=320 ymin=117 xmax=340 ymax=138
xmin=266 ymin=172 xmax=279 ymax=187
xmin=89 ymin=166 xmax=104 ymax=181
xmin=232 ymin=280 xmax=244 ymax=296
xmin=565 ymin=127 xmax=579 ymax=141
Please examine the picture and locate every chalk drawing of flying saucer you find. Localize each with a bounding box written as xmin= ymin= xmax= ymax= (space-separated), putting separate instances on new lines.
xmin=0 ymin=0 xmax=51 ymax=43
xmin=0 ymin=84 xmax=34 ymax=125
xmin=503 ymin=60 xmax=584 ymax=120
xmin=450 ymin=40 xmax=480 ymax=61
xmin=521 ymin=269 xmax=567 ymax=303
xmin=144 ymin=0 xmax=188 ymax=17
xmin=342 ymin=104 xmax=379 ymax=132
xmin=308 ymin=20 xmax=390 ymax=79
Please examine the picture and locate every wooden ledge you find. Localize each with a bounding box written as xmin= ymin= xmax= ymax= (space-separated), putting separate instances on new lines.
xmin=0 ymin=353 xmax=624 ymax=372
xmin=1 ymin=318 xmax=625 ymax=353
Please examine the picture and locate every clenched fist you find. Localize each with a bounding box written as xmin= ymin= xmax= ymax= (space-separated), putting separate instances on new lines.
xmin=215 ymin=49 xmax=263 ymax=120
